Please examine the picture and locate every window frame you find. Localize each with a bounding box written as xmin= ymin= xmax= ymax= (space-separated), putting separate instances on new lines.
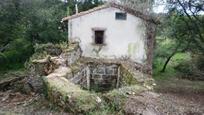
xmin=115 ymin=12 xmax=127 ymax=20
xmin=91 ymin=27 xmax=107 ymax=46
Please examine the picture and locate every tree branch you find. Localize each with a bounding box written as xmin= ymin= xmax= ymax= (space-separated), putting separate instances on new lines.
xmin=177 ymin=0 xmax=204 ymax=45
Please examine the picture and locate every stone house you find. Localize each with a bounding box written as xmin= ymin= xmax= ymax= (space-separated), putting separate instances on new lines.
xmin=30 ymin=3 xmax=158 ymax=110
xmin=62 ymin=2 xmax=157 ymax=74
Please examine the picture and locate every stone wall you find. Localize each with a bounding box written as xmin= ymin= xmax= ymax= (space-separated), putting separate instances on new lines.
xmin=120 ymin=65 xmax=139 ymax=86
xmin=61 ymin=42 xmax=82 ymax=66
xmin=69 ymin=64 xmax=88 ymax=89
xmin=32 ymin=41 xmax=154 ymax=94
xmin=88 ymin=63 xmax=120 ymax=92
xmin=60 ymin=61 xmax=121 ymax=92
xmin=30 ymin=41 xmax=155 ymax=113
xmin=120 ymin=62 xmax=154 ymax=89
xmin=43 ymin=66 xmax=100 ymax=113
xmin=62 ymin=59 xmax=153 ymax=92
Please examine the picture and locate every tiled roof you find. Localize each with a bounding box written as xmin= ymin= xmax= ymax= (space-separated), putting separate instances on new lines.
xmin=62 ymin=2 xmax=159 ymax=24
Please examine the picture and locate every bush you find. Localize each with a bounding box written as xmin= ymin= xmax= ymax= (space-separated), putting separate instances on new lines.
xmin=0 ymin=53 xmax=8 ymax=65
xmin=175 ymin=54 xmax=204 ymax=80
xmin=34 ymin=43 xmax=67 ymax=56
xmin=0 ymin=38 xmax=33 ymax=71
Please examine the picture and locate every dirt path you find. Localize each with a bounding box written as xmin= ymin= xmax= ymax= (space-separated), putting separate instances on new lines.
xmin=125 ymin=91 xmax=204 ymax=115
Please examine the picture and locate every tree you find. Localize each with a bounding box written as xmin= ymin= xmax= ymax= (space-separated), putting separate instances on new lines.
xmin=78 ymin=0 xmax=103 ymax=12
xmin=166 ymin=0 xmax=204 ymax=53
xmin=0 ymin=0 xmax=105 ymax=70
xmin=0 ymin=0 xmax=67 ymax=70
xmin=118 ymin=0 xmax=155 ymax=14
xmin=155 ymin=0 xmax=204 ymax=72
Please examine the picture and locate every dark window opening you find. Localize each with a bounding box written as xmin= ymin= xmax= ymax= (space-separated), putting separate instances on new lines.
xmin=95 ymin=30 xmax=104 ymax=44
xmin=115 ymin=12 xmax=127 ymax=20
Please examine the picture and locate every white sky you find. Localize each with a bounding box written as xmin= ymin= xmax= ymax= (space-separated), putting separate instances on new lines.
xmin=153 ymin=3 xmax=167 ymax=13
xmin=105 ymin=0 xmax=168 ymax=13
xmin=64 ymin=0 xmax=168 ymax=13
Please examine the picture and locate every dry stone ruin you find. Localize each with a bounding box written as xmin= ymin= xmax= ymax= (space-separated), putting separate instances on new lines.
xmin=31 ymin=41 xmax=154 ymax=112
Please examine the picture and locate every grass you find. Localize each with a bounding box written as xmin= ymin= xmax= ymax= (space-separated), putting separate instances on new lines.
xmin=0 ymin=63 xmax=25 ymax=73
xmin=0 ymin=68 xmax=26 ymax=81
xmin=154 ymin=52 xmax=191 ymax=74
xmin=153 ymin=52 xmax=204 ymax=94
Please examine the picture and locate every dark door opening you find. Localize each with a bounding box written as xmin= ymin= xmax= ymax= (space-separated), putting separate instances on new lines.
xmin=94 ymin=30 xmax=104 ymax=45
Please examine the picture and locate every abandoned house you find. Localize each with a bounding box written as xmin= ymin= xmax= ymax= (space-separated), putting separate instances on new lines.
xmin=62 ymin=2 xmax=157 ymax=72
xmin=30 ymin=3 xmax=158 ymax=111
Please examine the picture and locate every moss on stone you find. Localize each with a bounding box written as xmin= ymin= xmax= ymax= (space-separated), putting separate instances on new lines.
xmin=64 ymin=42 xmax=80 ymax=53
xmin=69 ymin=62 xmax=83 ymax=73
xmin=120 ymin=66 xmax=139 ymax=86
xmin=43 ymin=66 xmax=100 ymax=113
xmin=105 ymin=85 xmax=147 ymax=98
xmin=102 ymin=85 xmax=147 ymax=112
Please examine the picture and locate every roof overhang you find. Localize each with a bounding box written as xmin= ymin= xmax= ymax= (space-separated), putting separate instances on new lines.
xmin=61 ymin=2 xmax=160 ymax=24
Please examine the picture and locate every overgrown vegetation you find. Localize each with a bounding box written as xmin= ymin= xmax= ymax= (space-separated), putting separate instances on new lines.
xmin=0 ymin=0 xmax=102 ymax=71
xmin=153 ymin=0 xmax=204 ymax=81
xmin=0 ymin=0 xmax=204 ymax=114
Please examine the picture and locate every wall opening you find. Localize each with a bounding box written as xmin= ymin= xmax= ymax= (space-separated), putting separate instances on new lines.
xmin=70 ymin=62 xmax=139 ymax=93
xmin=115 ymin=12 xmax=127 ymax=20
xmin=94 ymin=30 xmax=104 ymax=45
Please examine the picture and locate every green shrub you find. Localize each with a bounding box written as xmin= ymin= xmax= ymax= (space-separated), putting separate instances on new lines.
xmin=175 ymin=54 xmax=204 ymax=80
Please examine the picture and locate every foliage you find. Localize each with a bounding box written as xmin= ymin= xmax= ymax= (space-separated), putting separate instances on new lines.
xmin=87 ymin=85 xmax=146 ymax=115
xmin=166 ymin=0 xmax=204 ymax=53
xmin=153 ymin=38 xmax=204 ymax=80
xmin=65 ymin=0 xmax=103 ymax=15
xmin=155 ymin=1 xmax=204 ymax=72
xmin=0 ymin=0 xmax=103 ymax=71
xmin=78 ymin=0 xmax=103 ymax=12
xmin=119 ymin=0 xmax=155 ymax=14
xmin=24 ymin=42 xmax=68 ymax=73
xmin=154 ymin=70 xmax=204 ymax=94
xmin=0 ymin=0 xmax=67 ymax=70
xmin=175 ymin=54 xmax=204 ymax=80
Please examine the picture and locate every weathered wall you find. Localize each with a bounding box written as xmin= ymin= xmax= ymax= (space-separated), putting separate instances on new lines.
xmin=89 ymin=63 xmax=119 ymax=92
xmin=65 ymin=62 xmax=120 ymax=92
xmin=65 ymin=60 xmax=150 ymax=92
xmin=43 ymin=66 xmax=100 ymax=113
xmin=68 ymin=7 xmax=147 ymax=64
xmin=69 ymin=64 xmax=88 ymax=89
xmin=31 ymin=42 xmax=153 ymax=93
xmin=61 ymin=43 xmax=82 ymax=66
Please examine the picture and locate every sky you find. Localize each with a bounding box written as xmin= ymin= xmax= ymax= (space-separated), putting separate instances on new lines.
xmin=63 ymin=0 xmax=168 ymax=13
xmin=106 ymin=0 xmax=168 ymax=13
xmin=153 ymin=0 xmax=167 ymax=13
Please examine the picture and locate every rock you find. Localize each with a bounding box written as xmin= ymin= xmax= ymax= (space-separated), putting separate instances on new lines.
xmin=25 ymin=75 xmax=45 ymax=94
xmin=0 ymin=76 xmax=26 ymax=91
xmin=96 ymin=96 xmax=102 ymax=103
xmin=21 ymin=83 xmax=33 ymax=94
xmin=43 ymin=66 xmax=99 ymax=113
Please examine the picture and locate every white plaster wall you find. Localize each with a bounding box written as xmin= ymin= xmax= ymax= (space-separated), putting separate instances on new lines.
xmin=68 ymin=7 xmax=147 ymax=64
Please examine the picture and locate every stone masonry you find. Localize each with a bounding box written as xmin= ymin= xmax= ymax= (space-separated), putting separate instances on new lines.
xmin=31 ymin=41 xmax=154 ymax=112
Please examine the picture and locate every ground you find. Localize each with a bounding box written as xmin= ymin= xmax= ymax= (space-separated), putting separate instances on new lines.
xmin=0 ymin=52 xmax=203 ymax=115
xmin=0 ymin=91 xmax=69 ymax=115
xmin=125 ymin=92 xmax=204 ymax=115
xmin=0 ymin=91 xmax=203 ymax=115
xmin=0 ymin=75 xmax=203 ymax=115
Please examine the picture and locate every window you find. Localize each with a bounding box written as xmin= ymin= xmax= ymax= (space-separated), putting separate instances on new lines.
xmin=115 ymin=12 xmax=127 ymax=20
xmin=94 ymin=30 xmax=104 ymax=45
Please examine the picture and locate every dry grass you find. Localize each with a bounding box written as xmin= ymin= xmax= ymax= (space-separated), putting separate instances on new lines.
xmin=154 ymin=74 xmax=204 ymax=94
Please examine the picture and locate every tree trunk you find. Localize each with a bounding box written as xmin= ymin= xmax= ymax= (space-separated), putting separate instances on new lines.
xmin=160 ymin=42 xmax=181 ymax=72
xmin=160 ymin=52 xmax=176 ymax=72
